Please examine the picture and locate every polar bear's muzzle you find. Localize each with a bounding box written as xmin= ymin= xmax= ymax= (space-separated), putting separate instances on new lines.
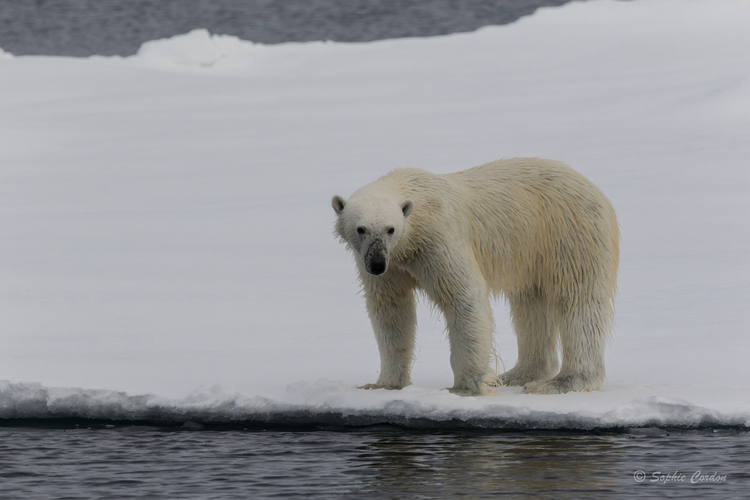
xmin=364 ymin=239 xmax=388 ymax=276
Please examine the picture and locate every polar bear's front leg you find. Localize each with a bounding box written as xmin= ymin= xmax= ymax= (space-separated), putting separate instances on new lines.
xmin=360 ymin=270 xmax=417 ymax=390
xmin=433 ymin=267 xmax=495 ymax=397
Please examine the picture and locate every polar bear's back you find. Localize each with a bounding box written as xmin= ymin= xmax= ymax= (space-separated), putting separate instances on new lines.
xmin=383 ymin=158 xmax=619 ymax=303
xmin=450 ymin=158 xmax=619 ymax=303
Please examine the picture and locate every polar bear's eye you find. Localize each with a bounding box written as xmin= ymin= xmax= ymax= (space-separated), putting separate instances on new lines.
xmin=387 ymin=227 xmax=395 ymax=235
xmin=357 ymin=226 xmax=366 ymax=235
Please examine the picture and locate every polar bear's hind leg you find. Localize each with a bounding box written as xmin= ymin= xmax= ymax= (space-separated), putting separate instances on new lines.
xmin=523 ymin=294 xmax=610 ymax=394
xmin=495 ymin=291 xmax=560 ymax=387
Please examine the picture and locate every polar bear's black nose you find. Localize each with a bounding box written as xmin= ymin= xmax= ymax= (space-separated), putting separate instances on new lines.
xmin=365 ymin=240 xmax=387 ymax=276
xmin=369 ymin=256 xmax=386 ymax=275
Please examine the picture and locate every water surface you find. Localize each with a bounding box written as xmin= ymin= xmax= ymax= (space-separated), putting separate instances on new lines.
xmin=0 ymin=0 xmax=573 ymax=56
xmin=1 ymin=426 xmax=747 ymax=499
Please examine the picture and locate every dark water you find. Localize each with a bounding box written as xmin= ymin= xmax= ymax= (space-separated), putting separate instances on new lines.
xmin=0 ymin=425 xmax=748 ymax=499
xmin=0 ymin=0 xmax=573 ymax=57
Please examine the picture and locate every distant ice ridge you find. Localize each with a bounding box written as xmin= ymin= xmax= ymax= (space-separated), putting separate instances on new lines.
xmin=1 ymin=380 xmax=748 ymax=430
xmin=0 ymin=27 xmax=248 ymax=64
xmin=134 ymin=28 xmax=258 ymax=67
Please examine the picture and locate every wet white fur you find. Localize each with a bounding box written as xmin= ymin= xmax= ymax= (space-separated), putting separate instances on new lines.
xmin=332 ymin=158 xmax=619 ymax=396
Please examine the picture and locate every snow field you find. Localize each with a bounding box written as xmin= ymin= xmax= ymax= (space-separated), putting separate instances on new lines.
xmin=1 ymin=0 xmax=748 ymax=428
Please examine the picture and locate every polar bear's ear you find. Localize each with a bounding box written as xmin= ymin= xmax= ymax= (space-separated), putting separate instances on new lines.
xmin=401 ymin=199 xmax=414 ymax=218
xmin=331 ymin=195 xmax=347 ymax=215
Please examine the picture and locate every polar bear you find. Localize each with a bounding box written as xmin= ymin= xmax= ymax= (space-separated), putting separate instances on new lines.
xmin=331 ymin=158 xmax=619 ymax=396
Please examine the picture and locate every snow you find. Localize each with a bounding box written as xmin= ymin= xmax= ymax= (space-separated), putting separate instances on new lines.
xmin=1 ymin=0 xmax=748 ymax=430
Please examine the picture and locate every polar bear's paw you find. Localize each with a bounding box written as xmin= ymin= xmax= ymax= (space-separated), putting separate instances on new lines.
xmin=495 ymin=370 xmax=537 ymax=387
xmin=448 ymin=384 xmax=496 ymax=397
xmin=494 ymin=366 xmax=555 ymax=387
xmin=523 ymin=374 xmax=601 ymax=394
xmin=357 ymin=383 xmax=404 ymax=391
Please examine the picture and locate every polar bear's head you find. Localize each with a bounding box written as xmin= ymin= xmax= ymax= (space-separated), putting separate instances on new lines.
xmin=331 ymin=192 xmax=414 ymax=276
